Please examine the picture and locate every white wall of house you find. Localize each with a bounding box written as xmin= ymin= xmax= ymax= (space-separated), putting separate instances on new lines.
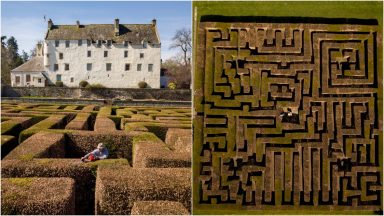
xmin=44 ymin=40 xmax=161 ymax=88
xmin=11 ymin=72 xmax=46 ymax=87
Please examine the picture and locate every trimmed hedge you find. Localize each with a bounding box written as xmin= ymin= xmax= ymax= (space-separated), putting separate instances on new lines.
xmin=95 ymin=167 xmax=191 ymax=214
xmin=131 ymin=201 xmax=189 ymax=215
xmin=4 ymin=132 xmax=66 ymax=160
xmin=66 ymin=130 xmax=133 ymax=161
xmin=18 ymin=115 xmax=68 ymax=143
xmin=1 ymin=177 xmax=76 ymax=215
xmin=1 ymin=135 xmax=17 ymax=159
xmin=65 ymin=113 xmax=91 ymax=130
xmin=1 ymin=158 xmax=128 ymax=214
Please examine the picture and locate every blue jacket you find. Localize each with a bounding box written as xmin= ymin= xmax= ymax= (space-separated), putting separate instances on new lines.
xmin=84 ymin=148 xmax=109 ymax=160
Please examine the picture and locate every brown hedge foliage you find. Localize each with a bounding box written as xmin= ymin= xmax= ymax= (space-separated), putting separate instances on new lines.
xmin=1 ymin=177 xmax=76 ymax=215
xmin=95 ymin=167 xmax=191 ymax=215
xmin=1 ymin=158 xmax=128 ymax=214
xmin=164 ymin=128 xmax=191 ymax=153
xmin=66 ymin=130 xmax=133 ymax=161
xmin=94 ymin=117 xmax=116 ymax=132
xmin=133 ymin=141 xmax=190 ymax=168
xmin=131 ymin=201 xmax=189 ymax=215
xmin=4 ymin=132 xmax=65 ymax=160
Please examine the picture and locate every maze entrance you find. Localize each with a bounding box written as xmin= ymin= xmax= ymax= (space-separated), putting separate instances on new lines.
xmin=194 ymin=16 xmax=382 ymax=214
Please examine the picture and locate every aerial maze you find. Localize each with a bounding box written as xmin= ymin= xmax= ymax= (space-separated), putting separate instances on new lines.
xmin=194 ymin=16 xmax=382 ymax=214
xmin=1 ymin=103 xmax=191 ymax=214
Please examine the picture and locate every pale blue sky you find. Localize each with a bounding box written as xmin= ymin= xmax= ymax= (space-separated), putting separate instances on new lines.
xmin=1 ymin=1 xmax=191 ymax=60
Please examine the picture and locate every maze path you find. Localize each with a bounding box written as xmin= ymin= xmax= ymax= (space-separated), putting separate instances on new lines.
xmin=194 ymin=17 xmax=382 ymax=213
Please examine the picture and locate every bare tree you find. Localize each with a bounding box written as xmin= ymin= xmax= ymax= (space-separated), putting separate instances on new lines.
xmin=169 ymin=28 xmax=191 ymax=66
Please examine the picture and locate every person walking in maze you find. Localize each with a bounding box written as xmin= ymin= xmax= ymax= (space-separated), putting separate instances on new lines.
xmin=81 ymin=143 xmax=109 ymax=162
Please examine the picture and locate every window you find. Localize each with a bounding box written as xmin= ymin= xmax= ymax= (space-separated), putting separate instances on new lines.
xmin=65 ymin=40 xmax=70 ymax=47
xmin=124 ymin=51 xmax=128 ymax=58
xmin=78 ymin=40 xmax=82 ymax=46
xmin=97 ymin=40 xmax=101 ymax=47
xmin=46 ymin=54 xmax=50 ymax=58
xmin=38 ymin=78 xmax=42 ymax=83
xmin=143 ymin=42 xmax=147 ymax=48
xmin=106 ymin=63 xmax=112 ymax=71
xmin=125 ymin=63 xmax=130 ymax=71
xmin=106 ymin=40 xmax=112 ymax=46
xmin=124 ymin=41 xmax=128 ymax=47
xmin=87 ymin=63 xmax=92 ymax=71
xmin=70 ymin=77 xmax=74 ymax=83
xmin=26 ymin=75 xmax=31 ymax=82
xmin=65 ymin=64 xmax=69 ymax=71
xmin=59 ymin=53 xmax=63 ymax=59
xmin=140 ymin=53 xmax=144 ymax=58
xmin=55 ymin=40 xmax=59 ymax=47
xmin=15 ymin=76 xmax=20 ymax=83
xmin=87 ymin=40 xmax=91 ymax=46
xmin=137 ymin=64 xmax=142 ymax=71
xmin=148 ymin=64 xmax=153 ymax=72
xmin=87 ymin=51 xmax=91 ymax=57
xmin=54 ymin=64 xmax=59 ymax=71
xmin=56 ymin=74 xmax=62 ymax=82
xmin=104 ymin=51 xmax=108 ymax=57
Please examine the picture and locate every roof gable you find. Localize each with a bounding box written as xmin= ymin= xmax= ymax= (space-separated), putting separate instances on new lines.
xmin=11 ymin=57 xmax=44 ymax=73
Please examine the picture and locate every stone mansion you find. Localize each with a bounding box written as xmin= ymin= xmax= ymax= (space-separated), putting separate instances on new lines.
xmin=11 ymin=18 xmax=161 ymax=88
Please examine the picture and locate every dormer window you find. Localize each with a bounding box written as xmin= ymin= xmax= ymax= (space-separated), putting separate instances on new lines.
xmin=97 ymin=40 xmax=101 ymax=47
xmin=78 ymin=40 xmax=82 ymax=46
xmin=65 ymin=40 xmax=70 ymax=48
xmin=55 ymin=40 xmax=59 ymax=47
xmin=124 ymin=41 xmax=128 ymax=47
xmin=87 ymin=40 xmax=91 ymax=46
xmin=143 ymin=41 xmax=147 ymax=48
xmin=106 ymin=40 xmax=112 ymax=46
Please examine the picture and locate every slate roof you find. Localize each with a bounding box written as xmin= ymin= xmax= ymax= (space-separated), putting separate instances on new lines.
xmin=45 ymin=24 xmax=160 ymax=44
xmin=11 ymin=56 xmax=44 ymax=73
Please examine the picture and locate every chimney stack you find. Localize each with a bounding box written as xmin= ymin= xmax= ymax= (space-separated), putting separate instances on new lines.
xmin=36 ymin=42 xmax=44 ymax=56
xmin=152 ymin=18 xmax=157 ymax=26
xmin=76 ymin=20 xmax=80 ymax=28
xmin=114 ymin=18 xmax=119 ymax=36
xmin=48 ymin=19 xmax=53 ymax=30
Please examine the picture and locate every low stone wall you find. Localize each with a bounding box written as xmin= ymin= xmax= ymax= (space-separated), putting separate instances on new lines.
xmin=1 ymin=86 xmax=191 ymax=101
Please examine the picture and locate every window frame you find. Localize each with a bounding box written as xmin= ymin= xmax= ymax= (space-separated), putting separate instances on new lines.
xmin=65 ymin=63 xmax=69 ymax=71
xmin=124 ymin=50 xmax=128 ymax=58
xmin=148 ymin=64 xmax=153 ymax=72
xmin=106 ymin=63 xmax=112 ymax=71
xmin=56 ymin=74 xmax=62 ymax=82
xmin=104 ymin=51 xmax=108 ymax=57
xmin=87 ymin=50 xmax=91 ymax=57
xmin=86 ymin=63 xmax=92 ymax=71
xmin=137 ymin=63 xmax=142 ymax=71
xmin=59 ymin=53 xmax=63 ymax=60
xmin=125 ymin=63 xmax=130 ymax=71
xmin=54 ymin=64 xmax=59 ymax=71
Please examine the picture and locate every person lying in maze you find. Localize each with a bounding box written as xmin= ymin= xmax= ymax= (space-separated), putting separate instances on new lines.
xmin=81 ymin=143 xmax=109 ymax=162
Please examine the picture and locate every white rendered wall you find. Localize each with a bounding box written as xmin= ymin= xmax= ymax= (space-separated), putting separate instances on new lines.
xmin=11 ymin=72 xmax=45 ymax=87
xmin=44 ymin=40 xmax=161 ymax=88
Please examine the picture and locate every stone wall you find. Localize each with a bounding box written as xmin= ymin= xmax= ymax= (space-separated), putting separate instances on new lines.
xmin=1 ymin=86 xmax=191 ymax=101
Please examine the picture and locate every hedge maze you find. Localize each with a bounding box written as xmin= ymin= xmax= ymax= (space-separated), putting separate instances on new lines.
xmin=1 ymin=102 xmax=191 ymax=215
xmin=194 ymin=16 xmax=382 ymax=213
